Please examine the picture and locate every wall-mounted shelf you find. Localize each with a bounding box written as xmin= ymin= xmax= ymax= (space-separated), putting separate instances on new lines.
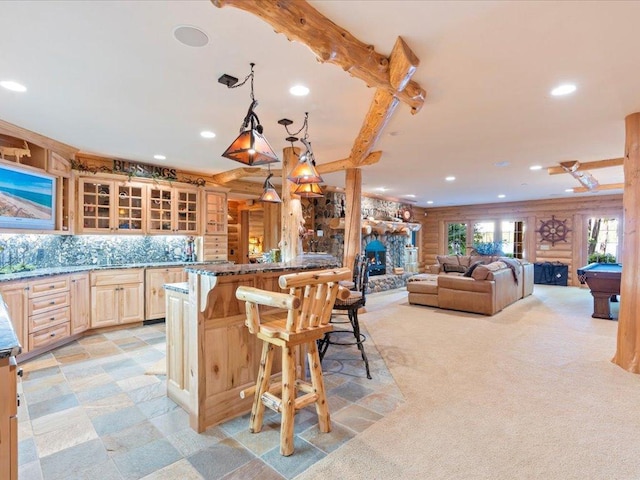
xmin=329 ymin=217 xmax=421 ymax=234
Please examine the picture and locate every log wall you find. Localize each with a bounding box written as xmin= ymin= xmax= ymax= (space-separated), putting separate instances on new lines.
xmin=415 ymin=194 xmax=623 ymax=286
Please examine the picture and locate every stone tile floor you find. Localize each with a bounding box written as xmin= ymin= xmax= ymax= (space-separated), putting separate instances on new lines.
xmin=17 ymin=318 xmax=404 ymax=480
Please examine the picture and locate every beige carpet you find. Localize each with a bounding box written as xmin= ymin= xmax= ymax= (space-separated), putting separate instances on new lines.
xmin=296 ymin=285 xmax=640 ymax=479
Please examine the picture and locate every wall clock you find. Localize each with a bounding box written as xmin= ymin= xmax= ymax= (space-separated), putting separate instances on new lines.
xmin=401 ymin=207 xmax=412 ymax=222
xmin=537 ymin=215 xmax=570 ymax=246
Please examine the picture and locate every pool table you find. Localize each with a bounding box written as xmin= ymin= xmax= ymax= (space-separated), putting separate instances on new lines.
xmin=576 ymin=262 xmax=622 ymax=319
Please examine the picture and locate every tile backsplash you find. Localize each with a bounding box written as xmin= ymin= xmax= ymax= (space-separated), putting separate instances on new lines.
xmin=0 ymin=234 xmax=192 ymax=269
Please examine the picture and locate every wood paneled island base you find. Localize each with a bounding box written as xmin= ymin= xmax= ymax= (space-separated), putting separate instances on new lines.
xmin=173 ymin=257 xmax=339 ymax=432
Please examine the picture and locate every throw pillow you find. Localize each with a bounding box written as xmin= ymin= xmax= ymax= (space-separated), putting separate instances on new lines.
xmin=443 ymin=263 xmax=466 ymax=274
xmin=463 ymin=261 xmax=485 ymax=277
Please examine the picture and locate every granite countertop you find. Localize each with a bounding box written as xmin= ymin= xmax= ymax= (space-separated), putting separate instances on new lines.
xmin=185 ymin=254 xmax=340 ymax=277
xmin=0 ymin=297 xmax=21 ymax=358
xmin=0 ymin=261 xmax=229 ymax=283
xmin=164 ymin=282 xmax=188 ymax=294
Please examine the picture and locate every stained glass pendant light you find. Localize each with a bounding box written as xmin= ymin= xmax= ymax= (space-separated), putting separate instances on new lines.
xmin=219 ymin=63 xmax=279 ymax=166
xmin=259 ymin=172 xmax=282 ymax=203
xmin=292 ymin=182 xmax=323 ymax=198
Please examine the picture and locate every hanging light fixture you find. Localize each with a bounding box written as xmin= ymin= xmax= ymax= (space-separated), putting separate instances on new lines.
xmin=278 ymin=114 xmax=324 ymax=199
xmin=219 ymin=63 xmax=279 ymax=166
xmin=259 ymin=171 xmax=282 ymax=203
xmin=292 ymin=182 xmax=324 ymax=198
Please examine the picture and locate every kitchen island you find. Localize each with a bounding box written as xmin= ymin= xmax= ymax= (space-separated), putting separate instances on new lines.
xmin=172 ymin=255 xmax=340 ymax=432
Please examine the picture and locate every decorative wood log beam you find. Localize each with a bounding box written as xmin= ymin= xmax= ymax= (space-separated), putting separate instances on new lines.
xmin=316 ymin=151 xmax=382 ymax=174
xmin=350 ymin=89 xmax=399 ymax=164
xmin=218 ymin=151 xmax=382 ymax=196
xmin=389 ymin=36 xmax=419 ymax=92
xmin=211 ymin=167 xmax=267 ymax=184
xmin=223 ymin=179 xmax=269 ymax=196
xmin=547 ymin=157 xmax=624 ymax=175
xmin=571 ymin=183 xmax=624 ymax=193
xmin=212 ymin=0 xmax=425 ymax=113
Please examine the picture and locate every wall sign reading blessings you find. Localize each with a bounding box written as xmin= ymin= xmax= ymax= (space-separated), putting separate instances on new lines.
xmin=113 ymin=159 xmax=177 ymax=180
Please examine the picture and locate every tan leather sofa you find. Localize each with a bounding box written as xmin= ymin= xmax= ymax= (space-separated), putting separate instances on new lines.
xmin=408 ymin=258 xmax=534 ymax=316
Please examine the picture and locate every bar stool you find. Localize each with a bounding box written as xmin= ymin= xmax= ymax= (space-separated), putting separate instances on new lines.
xmin=318 ymin=258 xmax=371 ymax=379
xmin=235 ymin=267 xmax=351 ymax=456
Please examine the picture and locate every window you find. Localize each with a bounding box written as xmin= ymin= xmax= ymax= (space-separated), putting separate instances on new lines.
xmin=473 ymin=222 xmax=495 ymax=244
xmin=501 ymin=220 xmax=524 ymax=259
xmin=447 ymin=223 xmax=467 ymax=254
xmin=587 ymin=217 xmax=619 ymax=263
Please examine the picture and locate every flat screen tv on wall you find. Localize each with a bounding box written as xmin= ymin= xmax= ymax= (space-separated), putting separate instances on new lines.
xmin=0 ymin=162 xmax=56 ymax=230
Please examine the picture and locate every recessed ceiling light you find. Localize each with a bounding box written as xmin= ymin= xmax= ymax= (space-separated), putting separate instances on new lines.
xmin=289 ymin=85 xmax=309 ymax=96
xmin=376 ymin=187 xmax=388 ymax=192
xmin=0 ymin=80 xmax=27 ymax=92
xmin=498 ymin=194 xmax=506 ymax=198
xmin=427 ymin=200 xmax=434 ymax=204
xmin=404 ymin=194 xmax=416 ymax=198
xmin=173 ymin=25 xmax=209 ymax=47
xmin=445 ymin=176 xmax=455 ymax=181
xmin=154 ymin=154 xmax=166 ymax=160
xmin=551 ymin=84 xmax=577 ymax=96
xmin=565 ymin=188 xmax=574 ymax=193
xmin=494 ymin=161 xmax=510 ymax=167
xmin=529 ymin=165 xmax=543 ymax=171
xmin=200 ymin=130 xmax=216 ymax=139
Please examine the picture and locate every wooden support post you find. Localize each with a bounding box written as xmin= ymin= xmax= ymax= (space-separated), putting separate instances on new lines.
xmin=280 ymin=146 xmax=303 ymax=262
xmin=262 ymin=202 xmax=280 ymax=252
xmin=613 ymin=112 xmax=640 ymax=373
xmin=344 ymin=168 xmax=362 ymax=273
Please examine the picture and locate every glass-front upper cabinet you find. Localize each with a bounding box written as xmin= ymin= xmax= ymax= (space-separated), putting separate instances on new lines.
xmin=203 ymin=190 xmax=228 ymax=235
xmin=147 ymin=186 xmax=199 ymax=234
xmin=79 ymin=178 xmax=145 ymax=233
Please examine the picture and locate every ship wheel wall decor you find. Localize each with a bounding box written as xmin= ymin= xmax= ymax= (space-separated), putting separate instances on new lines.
xmin=537 ymin=215 xmax=571 ymax=246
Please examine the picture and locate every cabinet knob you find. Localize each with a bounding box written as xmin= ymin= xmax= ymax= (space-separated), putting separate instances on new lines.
xmin=50 ymin=317 xmax=55 ymax=321
xmin=49 ymin=285 xmax=55 ymax=289
xmin=50 ymin=332 xmax=56 ymax=337
xmin=49 ymin=301 xmax=56 ymax=305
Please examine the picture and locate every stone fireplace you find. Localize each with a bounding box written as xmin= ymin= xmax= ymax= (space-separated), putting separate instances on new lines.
xmin=364 ymin=239 xmax=386 ymax=276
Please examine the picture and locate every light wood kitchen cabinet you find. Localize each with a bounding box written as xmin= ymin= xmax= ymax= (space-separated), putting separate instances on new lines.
xmin=27 ymin=276 xmax=71 ymax=351
xmin=148 ymin=186 xmax=199 ymax=234
xmin=70 ymin=273 xmax=90 ymax=334
xmin=0 ymin=282 xmax=29 ymax=354
xmin=200 ymin=235 xmax=228 ymax=261
xmin=90 ymin=269 xmax=144 ymax=328
xmin=199 ymin=189 xmax=229 ymax=261
xmin=145 ymin=267 xmax=187 ymax=320
xmin=0 ymin=357 xmax=18 ymax=480
xmin=203 ymin=190 xmax=228 ymax=235
xmin=78 ymin=178 xmax=145 ymax=233
xmin=165 ymin=286 xmax=191 ymax=412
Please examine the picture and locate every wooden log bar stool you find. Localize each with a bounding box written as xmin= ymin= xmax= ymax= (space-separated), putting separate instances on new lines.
xmin=235 ymin=267 xmax=351 ymax=456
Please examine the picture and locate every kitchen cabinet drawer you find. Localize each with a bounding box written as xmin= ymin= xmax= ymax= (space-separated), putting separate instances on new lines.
xmin=29 ymin=306 xmax=71 ymax=333
xmin=91 ymin=269 xmax=144 ymax=286
xmin=29 ymin=322 xmax=70 ymax=350
xmin=28 ymin=291 xmax=70 ymax=316
xmin=28 ymin=277 xmax=70 ymax=298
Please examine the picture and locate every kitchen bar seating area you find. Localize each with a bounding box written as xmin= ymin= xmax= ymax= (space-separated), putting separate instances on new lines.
xmin=5 ymin=1 xmax=640 ymax=479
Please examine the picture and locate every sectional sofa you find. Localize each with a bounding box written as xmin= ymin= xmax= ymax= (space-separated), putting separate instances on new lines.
xmin=407 ymin=255 xmax=534 ymax=316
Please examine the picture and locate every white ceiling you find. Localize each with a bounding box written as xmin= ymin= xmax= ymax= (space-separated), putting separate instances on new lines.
xmin=1 ymin=0 xmax=637 ymax=207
